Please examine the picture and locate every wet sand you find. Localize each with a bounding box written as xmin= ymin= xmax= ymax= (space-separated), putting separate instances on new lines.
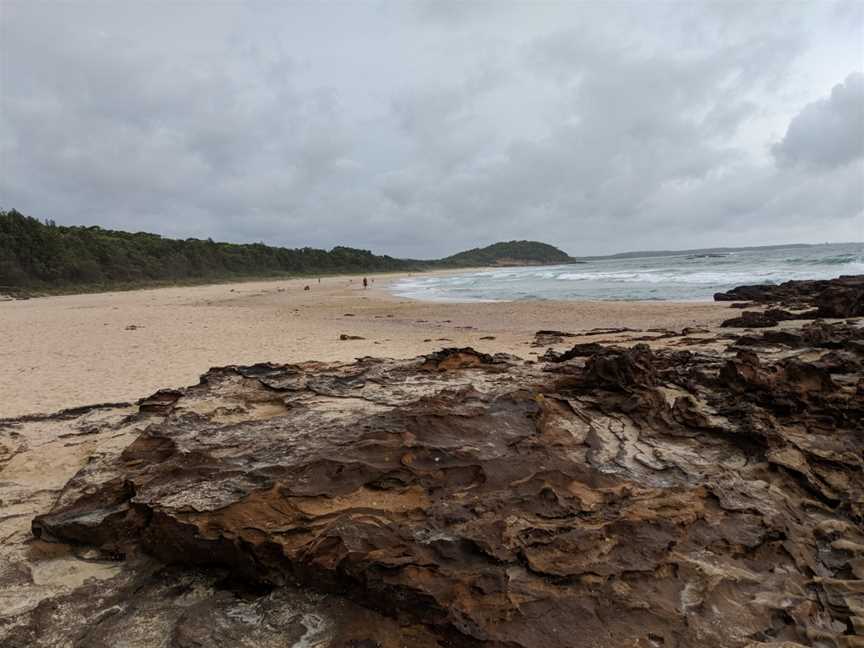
xmin=0 ymin=271 xmax=733 ymax=418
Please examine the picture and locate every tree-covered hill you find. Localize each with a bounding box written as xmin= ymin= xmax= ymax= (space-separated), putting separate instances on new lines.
xmin=0 ymin=210 xmax=577 ymax=295
xmin=438 ymin=240 xmax=578 ymax=267
xmin=0 ymin=210 xmax=421 ymax=294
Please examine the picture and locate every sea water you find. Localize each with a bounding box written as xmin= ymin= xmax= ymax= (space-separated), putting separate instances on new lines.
xmin=391 ymin=242 xmax=864 ymax=302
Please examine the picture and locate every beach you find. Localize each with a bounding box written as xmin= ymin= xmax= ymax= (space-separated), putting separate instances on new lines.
xmin=0 ymin=270 xmax=733 ymax=418
xmin=6 ymin=274 xmax=861 ymax=647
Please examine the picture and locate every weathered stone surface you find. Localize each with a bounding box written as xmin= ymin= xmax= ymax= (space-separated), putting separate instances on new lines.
xmin=4 ymin=319 xmax=864 ymax=647
xmin=532 ymin=330 xmax=577 ymax=347
xmin=720 ymin=307 xmax=819 ymax=328
xmin=733 ymin=319 xmax=864 ymax=352
xmin=714 ymin=274 xmax=864 ymax=318
xmin=721 ymin=310 xmax=780 ymax=328
xmin=1 ymin=372 xmax=441 ymax=647
xmin=540 ymin=341 xmax=608 ymax=362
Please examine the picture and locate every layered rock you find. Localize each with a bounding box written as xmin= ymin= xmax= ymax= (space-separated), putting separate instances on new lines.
xmin=0 ymin=315 xmax=856 ymax=647
xmin=0 ymin=374 xmax=441 ymax=647
xmin=714 ymin=274 xmax=864 ymax=318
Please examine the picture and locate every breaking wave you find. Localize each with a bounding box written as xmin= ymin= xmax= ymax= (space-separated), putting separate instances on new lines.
xmin=390 ymin=243 xmax=864 ymax=302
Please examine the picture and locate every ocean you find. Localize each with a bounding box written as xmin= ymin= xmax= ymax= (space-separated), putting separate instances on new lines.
xmin=391 ymin=242 xmax=864 ymax=302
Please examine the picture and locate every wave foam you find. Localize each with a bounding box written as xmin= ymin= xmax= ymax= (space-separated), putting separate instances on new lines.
xmin=389 ymin=244 xmax=864 ymax=302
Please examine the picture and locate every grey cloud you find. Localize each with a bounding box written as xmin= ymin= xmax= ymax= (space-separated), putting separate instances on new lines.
xmin=1 ymin=1 xmax=862 ymax=257
xmin=0 ymin=5 xmax=354 ymax=241
xmin=772 ymin=72 xmax=864 ymax=169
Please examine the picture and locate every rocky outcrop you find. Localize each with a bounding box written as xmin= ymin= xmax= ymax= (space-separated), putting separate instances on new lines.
xmin=733 ymin=318 xmax=864 ymax=352
xmin=714 ymin=274 xmax=864 ymax=318
xmin=0 ymin=374 xmax=441 ymax=647
xmin=532 ymin=330 xmax=577 ymax=347
xmin=1 ymin=316 xmax=859 ymax=647
xmin=720 ymin=307 xmax=815 ymax=328
xmin=721 ymin=310 xmax=780 ymax=328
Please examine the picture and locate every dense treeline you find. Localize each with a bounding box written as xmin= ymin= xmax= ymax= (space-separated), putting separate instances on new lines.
xmin=0 ymin=209 xmax=420 ymax=293
xmin=0 ymin=210 xmax=578 ymax=295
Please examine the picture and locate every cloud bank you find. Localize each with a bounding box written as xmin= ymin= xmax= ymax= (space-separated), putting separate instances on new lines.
xmin=1 ymin=1 xmax=862 ymax=256
xmin=773 ymin=72 xmax=864 ymax=169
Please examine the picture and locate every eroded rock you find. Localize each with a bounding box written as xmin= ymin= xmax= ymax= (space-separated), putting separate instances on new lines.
xmin=4 ymin=321 xmax=864 ymax=647
xmin=714 ymin=274 xmax=864 ymax=318
xmin=722 ymin=310 xmax=782 ymax=328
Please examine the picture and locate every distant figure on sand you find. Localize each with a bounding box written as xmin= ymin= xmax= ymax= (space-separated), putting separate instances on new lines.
xmin=363 ymin=277 xmax=368 ymax=289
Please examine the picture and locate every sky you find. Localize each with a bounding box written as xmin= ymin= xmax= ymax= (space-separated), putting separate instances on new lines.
xmin=1 ymin=1 xmax=862 ymax=258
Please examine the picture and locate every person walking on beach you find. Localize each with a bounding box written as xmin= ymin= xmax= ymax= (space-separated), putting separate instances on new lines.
xmin=363 ymin=277 xmax=368 ymax=289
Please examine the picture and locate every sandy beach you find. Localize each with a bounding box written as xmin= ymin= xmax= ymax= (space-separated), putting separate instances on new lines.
xmin=0 ymin=271 xmax=734 ymax=418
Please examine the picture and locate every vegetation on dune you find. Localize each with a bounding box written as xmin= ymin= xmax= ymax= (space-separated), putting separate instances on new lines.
xmin=0 ymin=210 xmax=576 ymax=295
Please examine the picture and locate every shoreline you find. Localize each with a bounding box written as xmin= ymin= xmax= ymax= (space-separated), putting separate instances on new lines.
xmin=3 ymin=276 xmax=860 ymax=647
xmin=1 ymin=265 xmax=492 ymax=301
xmin=379 ymin=270 xmax=724 ymax=304
xmin=1 ymin=269 xmax=735 ymax=418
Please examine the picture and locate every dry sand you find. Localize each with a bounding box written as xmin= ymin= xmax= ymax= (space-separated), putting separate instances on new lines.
xmin=0 ymin=271 xmax=734 ymax=418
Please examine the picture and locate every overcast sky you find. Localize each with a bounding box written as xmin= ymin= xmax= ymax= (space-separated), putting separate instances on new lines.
xmin=1 ymin=1 xmax=862 ymax=257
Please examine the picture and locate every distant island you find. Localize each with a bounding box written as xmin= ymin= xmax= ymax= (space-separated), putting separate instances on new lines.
xmin=0 ymin=209 xmax=578 ymax=295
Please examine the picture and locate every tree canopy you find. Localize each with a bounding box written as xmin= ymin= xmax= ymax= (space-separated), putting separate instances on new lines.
xmin=0 ymin=210 xmax=576 ymax=294
xmin=0 ymin=210 xmax=419 ymax=293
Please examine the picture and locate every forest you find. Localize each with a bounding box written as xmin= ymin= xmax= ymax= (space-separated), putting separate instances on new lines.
xmin=0 ymin=209 xmax=422 ymax=293
xmin=0 ymin=209 xmax=576 ymax=294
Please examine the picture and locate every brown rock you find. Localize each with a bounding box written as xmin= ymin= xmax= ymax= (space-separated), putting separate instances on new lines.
xmin=721 ymin=310 xmax=779 ymax=328
xmin=531 ymin=330 xmax=577 ymax=346
xmin=715 ymin=274 xmax=864 ymax=318
xmin=541 ymin=342 xmax=608 ymax=362
xmin=6 ymin=320 xmax=863 ymax=647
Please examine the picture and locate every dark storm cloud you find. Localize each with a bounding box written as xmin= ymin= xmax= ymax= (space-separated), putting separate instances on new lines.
xmin=772 ymin=72 xmax=864 ymax=169
xmin=0 ymin=1 xmax=861 ymax=257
